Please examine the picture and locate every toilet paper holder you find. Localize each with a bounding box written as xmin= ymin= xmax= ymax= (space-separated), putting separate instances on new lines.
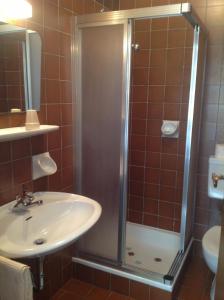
xmin=32 ymin=152 xmax=57 ymax=180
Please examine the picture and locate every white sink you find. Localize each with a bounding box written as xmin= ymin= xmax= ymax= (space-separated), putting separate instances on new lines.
xmin=0 ymin=192 xmax=102 ymax=258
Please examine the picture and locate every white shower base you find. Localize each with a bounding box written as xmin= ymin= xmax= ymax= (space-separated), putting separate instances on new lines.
xmin=72 ymin=221 xmax=191 ymax=292
xmin=125 ymin=222 xmax=180 ymax=275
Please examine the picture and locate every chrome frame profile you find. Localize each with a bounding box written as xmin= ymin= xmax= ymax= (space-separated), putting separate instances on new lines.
xmin=180 ymin=27 xmax=207 ymax=251
xmin=180 ymin=26 xmax=200 ymax=251
xmin=72 ymin=1 xmax=207 ymax=283
xmin=73 ymin=19 xmax=82 ymax=193
xmin=77 ymin=3 xmax=200 ymax=26
xmin=117 ymin=19 xmax=132 ymax=265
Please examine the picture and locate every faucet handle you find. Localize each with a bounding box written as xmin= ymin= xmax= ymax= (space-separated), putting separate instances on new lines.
xmin=22 ymin=184 xmax=28 ymax=196
xmin=26 ymin=192 xmax=34 ymax=200
xmin=13 ymin=186 xmax=34 ymax=208
xmin=14 ymin=194 xmax=24 ymax=208
xmin=212 ymin=173 xmax=224 ymax=188
xmin=21 ymin=185 xmax=34 ymax=203
xmin=22 ymin=184 xmax=33 ymax=196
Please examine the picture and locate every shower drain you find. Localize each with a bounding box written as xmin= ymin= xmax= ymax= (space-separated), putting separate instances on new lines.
xmin=154 ymin=257 xmax=162 ymax=262
xmin=34 ymin=238 xmax=46 ymax=245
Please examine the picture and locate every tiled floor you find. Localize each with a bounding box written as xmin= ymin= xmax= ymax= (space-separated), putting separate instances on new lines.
xmin=175 ymin=256 xmax=213 ymax=300
xmin=52 ymin=280 xmax=134 ymax=300
xmin=52 ymin=257 xmax=213 ymax=300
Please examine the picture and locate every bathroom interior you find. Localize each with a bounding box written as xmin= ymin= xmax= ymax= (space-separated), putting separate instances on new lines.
xmin=0 ymin=0 xmax=224 ymax=300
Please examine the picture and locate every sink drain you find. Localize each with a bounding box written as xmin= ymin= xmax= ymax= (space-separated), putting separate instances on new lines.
xmin=154 ymin=257 xmax=162 ymax=262
xmin=34 ymin=238 xmax=46 ymax=245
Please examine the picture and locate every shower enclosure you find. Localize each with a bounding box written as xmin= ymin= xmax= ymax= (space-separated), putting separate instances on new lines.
xmin=72 ymin=3 xmax=206 ymax=292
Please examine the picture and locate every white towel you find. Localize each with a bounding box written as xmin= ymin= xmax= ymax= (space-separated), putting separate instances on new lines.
xmin=0 ymin=256 xmax=33 ymax=300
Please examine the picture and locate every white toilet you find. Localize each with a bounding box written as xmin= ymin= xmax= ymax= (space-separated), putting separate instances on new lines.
xmin=202 ymin=225 xmax=221 ymax=300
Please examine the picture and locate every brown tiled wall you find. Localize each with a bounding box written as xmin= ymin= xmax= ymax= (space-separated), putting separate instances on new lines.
xmin=0 ymin=0 xmax=223 ymax=297
xmin=0 ymin=35 xmax=25 ymax=113
xmin=0 ymin=0 xmax=108 ymax=299
xmin=19 ymin=244 xmax=75 ymax=300
xmin=0 ymin=0 xmax=110 ymax=213
xmin=127 ymin=16 xmax=193 ymax=232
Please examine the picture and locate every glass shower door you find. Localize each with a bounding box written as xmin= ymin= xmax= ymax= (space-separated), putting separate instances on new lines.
xmin=74 ymin=20 xmax=131 ymax=264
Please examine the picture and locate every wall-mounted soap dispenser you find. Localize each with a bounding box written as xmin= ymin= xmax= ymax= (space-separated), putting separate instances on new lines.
xmin=208 ymin=144 xmax=224 ymax=199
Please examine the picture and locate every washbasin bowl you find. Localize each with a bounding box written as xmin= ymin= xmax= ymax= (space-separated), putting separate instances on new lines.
xmin=202 ymin=225 xmax=220 ymax=273
xmin=0 ymin=192 xmax=102 ymax=258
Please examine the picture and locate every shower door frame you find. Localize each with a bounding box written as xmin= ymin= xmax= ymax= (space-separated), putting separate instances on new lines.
xmin=73 ymin=2 xmax=206 ymax=268
xmin=73 ymin=18 xmax=132 ymax=264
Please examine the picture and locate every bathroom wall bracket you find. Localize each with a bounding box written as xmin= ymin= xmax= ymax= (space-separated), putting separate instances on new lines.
xmin=0 ymin=125 xmax=59 ymax=142
xmin=161 ymin=120 xmax=179 ymax=138
xmin=32 ymin=152 xmax=57 ymax=180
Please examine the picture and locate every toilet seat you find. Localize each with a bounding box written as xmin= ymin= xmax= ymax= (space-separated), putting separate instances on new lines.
xmin=202 ymin=226 xmax=221 ymax=273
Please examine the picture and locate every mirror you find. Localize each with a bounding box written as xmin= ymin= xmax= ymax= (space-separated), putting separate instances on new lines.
xmin=0 ymin=24 xmax=41 ymax=114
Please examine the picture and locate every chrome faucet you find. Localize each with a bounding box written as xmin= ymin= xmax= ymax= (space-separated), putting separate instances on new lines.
xmin=14 ymin=186 xmax=43 ymax=208
xmin=212 ymin=173 xmax=224 ymax=188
